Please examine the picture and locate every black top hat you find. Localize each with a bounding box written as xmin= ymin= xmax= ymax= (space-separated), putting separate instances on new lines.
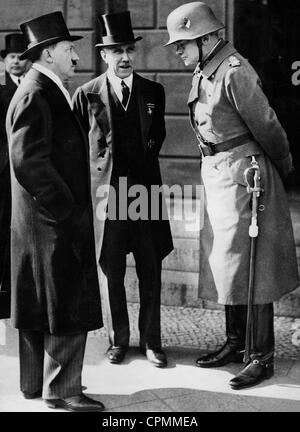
xmin=0 ymin=33 xmax=27 ymax=58
xmin=95 ymin=11 xmax=142 ymax=48
xmin=19 ymin=11 xmax=83 ymax=60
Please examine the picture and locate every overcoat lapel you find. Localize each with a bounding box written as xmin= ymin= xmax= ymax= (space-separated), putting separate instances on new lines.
xmin=86 ymin=74 xmax=113 ymax=153
xmin=187 ymin=72 xmax=202 ymax=129
xmin=188 ymin=71 xmax=201 ymax=107
xmin=30 ymin=69 xmax=92 ymax=195
xmin=187 ymin=42 xmax=238 ymax=128
xmin=5 ymin=72 xmax=18 ymax=92
xmin=32 ymin=70 xmax=90 ymax=178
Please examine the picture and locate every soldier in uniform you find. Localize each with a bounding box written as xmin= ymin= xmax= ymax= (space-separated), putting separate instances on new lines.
xmin=0 ymin=33 xmax=28 ymax=319
xmin=165 ymin=2 xmax=299 ymax=389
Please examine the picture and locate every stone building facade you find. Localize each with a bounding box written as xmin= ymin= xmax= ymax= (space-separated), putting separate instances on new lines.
xmin=0 ymin=0 xmax=299 ymax=316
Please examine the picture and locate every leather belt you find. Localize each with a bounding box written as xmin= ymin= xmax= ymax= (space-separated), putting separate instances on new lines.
xmin=198 ymin=132 xmax=253 ymax=157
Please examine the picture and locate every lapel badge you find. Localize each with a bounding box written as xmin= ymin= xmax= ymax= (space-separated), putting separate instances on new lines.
xmin=147 ymin=102 xmax=155 ymax=115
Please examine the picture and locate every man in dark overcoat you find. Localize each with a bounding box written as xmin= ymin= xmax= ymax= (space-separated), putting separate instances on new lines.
xmin=6 ymin=12 xmax=104 ymax=412
xmin=0 ymin=33 xmax=28 ymax=319
xmin=73 ymin=11 xmax=173 ymax=368
xmin=165 ymin=2 xmax=299 ymax=389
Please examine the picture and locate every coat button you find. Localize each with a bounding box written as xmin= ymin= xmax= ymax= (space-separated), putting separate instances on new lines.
xmin=97 ymin=167 xmax=102 ymax=171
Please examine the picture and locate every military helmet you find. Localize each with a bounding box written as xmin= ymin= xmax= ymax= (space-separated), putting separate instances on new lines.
xmin=164 ymin=2 xmax=224 ymax=46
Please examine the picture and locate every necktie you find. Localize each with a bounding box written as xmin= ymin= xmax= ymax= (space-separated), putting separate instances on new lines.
xmin=17 ymin=78 xmax=21 ymax=86
xmin=121 ymin=80 xmax=130 ymax=107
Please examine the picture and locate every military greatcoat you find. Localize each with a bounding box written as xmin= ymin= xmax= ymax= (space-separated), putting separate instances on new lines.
xmin=188 ymin=41 xmax=299 ymax=304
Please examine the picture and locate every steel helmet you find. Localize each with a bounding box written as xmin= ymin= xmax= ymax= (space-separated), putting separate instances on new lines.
xmin=164 ymin=2 xmax=224 ymax=46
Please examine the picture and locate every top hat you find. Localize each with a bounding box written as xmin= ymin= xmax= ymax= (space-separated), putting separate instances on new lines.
xmin=0 ymin=33 xmax=27 ymax=58
xmin=19 ymin=11 xmax=83 ymax=60
xmin=95 ymin=11 xmax=142 ymax=48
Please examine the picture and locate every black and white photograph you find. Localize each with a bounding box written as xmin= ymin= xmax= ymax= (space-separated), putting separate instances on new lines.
xmin=0 ymin=0 xmax=300 ymax=420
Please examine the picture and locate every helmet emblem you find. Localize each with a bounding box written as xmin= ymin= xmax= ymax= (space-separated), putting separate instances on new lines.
xmin=182 ymin=17 xmax=191 ymax=29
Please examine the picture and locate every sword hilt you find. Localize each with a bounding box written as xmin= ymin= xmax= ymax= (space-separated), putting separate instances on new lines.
xmin=244 ymin=156 xmax=263 ymax=238
xmin=244 ymin=156 xmax=263 ymax=196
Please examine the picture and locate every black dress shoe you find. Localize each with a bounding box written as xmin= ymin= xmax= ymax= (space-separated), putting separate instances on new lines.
xmin=22 ymin=389 xmax=43 ymax=399
xmin=196 ymin=343 xmax=244 ymax=368
xmin=45 ymin=393 xmax=105 ymax=412
xmin=229 ymin=359 xmax=274 ymax=390
xmin=106 ymin=345 xmax=128 ymax=364
xmin=140 ymin=346 xmax=167 ymax=368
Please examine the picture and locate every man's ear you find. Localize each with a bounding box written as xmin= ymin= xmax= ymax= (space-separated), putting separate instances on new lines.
xmin=100 ymin=49 xmax=107 ymax=64
xmin=201 ymin=34 xmax=210 ymax=45
xmin=42 ymin=47 xmax=53 ymax=64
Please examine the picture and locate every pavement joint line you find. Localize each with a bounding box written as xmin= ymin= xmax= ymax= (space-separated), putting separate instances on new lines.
xmin=153 ymin=395 xmax=177 ymax=413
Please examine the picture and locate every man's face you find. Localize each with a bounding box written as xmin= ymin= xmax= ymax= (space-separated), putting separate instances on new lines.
xmin=4 ymin=52 xmax=28 ymax=76
xmin=174 ymin=39 xmax=199 ymax=66
xmin=48 ymin=40 xmax=79 ymax=81
xmin=101 ymin=43 xmax=136 ymax=79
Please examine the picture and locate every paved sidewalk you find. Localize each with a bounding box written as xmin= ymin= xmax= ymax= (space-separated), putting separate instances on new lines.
xmin=0 ymin=304 xmax=300 ymax=412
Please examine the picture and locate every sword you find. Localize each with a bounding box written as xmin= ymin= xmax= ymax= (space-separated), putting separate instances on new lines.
xmin=243 ymin=156 xmax=263 ymax=363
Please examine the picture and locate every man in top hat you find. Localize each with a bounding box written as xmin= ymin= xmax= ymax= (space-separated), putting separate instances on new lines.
xmin=0 ymin=33 xmax=29 ymax=90
xmin=6 ymin=11 xmax=104 ymax=411
xmin=73 ymin=11 xmax=173 ymax=368
xmin=0 ymin=33 xmax=29 ymax=320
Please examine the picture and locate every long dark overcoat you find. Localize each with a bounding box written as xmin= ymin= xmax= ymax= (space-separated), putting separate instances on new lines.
xmin=188 ymin=42 xmax=299 ymax=304
xmin=0 ymin=73 xmax=17 ymax=318
xmin=72 ymin=72 xmax=173 ymax=265
xmin=6 ymin=68 xmax=102 ymax=334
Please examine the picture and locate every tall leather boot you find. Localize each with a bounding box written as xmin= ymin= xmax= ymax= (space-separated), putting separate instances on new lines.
xmin=196 ymin=305 xmax=247 ymax=368
xmin=230 ymin=303 xmax=274 ymax=389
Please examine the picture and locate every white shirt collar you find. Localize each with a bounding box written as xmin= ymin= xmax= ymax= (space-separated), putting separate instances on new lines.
xmin=107 ymin=69 xmax=133 ymax=109
xmin=32 ymin=63 xmax=73 ymax=109
xmin=9 ymin=73 xmax=24 ymax=86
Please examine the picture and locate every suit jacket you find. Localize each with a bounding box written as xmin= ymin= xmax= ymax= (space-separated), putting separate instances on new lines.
xmin=6 ymin=67 xmax=102 ymax=333
xmin=73 ymin=72 xmax=173 ymax=262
